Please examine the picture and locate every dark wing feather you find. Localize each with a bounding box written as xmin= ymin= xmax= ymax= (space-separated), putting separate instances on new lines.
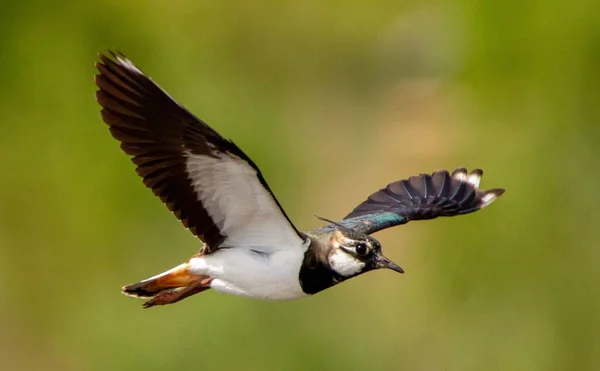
xmin=315 ymin=168 xmax=504 ymax=235
xmin=95 ymin=51 xmax=305 ymax=252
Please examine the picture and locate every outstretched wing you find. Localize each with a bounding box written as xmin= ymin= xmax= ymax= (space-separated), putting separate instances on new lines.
xmin=95 ymin=52 xmax=306 ymax=253
xmin=315 ymin=168 xmax=504 ymax=235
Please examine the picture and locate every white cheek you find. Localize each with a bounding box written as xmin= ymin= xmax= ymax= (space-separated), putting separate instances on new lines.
xmin=329 ymin=250 xmax=365 ymax=277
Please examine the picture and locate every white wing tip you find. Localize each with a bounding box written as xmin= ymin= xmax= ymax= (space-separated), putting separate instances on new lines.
xmin=452 ymin=168 xmax=483 ymax=189
xmin=452 ymin=169 xmax=468 ymax=182
xmin=451 ymin=167 xmax=504 ymax=208
xmin=480 ymin=188 xmax=505 ymax=208
xmin=115 ymin=55 xmax=144 ymax=75
xmin=467 ymin=172 xmax=482 ymax=188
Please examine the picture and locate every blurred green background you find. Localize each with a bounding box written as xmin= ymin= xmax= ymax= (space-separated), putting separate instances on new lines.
xmin=1 ymin=1 xmax=599 ymax=370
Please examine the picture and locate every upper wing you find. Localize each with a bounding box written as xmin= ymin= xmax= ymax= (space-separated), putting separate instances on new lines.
xmin=95 ymin=52 xmax=306 ymax=253
xmin=314 ymin=168 xmax=504 ymax=235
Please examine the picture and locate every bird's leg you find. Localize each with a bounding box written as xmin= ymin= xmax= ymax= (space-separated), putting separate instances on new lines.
xmin=143 ymin=276 xmax=213 ymax=308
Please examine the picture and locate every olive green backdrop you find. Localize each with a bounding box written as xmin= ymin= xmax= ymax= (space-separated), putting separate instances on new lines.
xmin=0 ymin=1 xmax=598 ymax=370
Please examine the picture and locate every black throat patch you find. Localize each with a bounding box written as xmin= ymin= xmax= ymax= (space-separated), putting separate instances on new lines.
xmin=298 ymin=243 xmax=346 ymax=295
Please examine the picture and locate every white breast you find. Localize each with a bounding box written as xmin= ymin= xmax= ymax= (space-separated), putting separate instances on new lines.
xmin=188 ymin=242 xmax=310 ymax=300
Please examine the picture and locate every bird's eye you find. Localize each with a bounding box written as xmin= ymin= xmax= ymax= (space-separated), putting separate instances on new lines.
xmin=355 ymin=242 xmax=369 ymax=256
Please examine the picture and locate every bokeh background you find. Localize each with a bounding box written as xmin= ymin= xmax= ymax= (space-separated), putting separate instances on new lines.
xmin=1 ymin=1 xmax=599 ymax=370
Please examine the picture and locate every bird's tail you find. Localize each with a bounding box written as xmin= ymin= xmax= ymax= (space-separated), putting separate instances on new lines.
xmin=122 ymin=263 xmax=200 ymax=299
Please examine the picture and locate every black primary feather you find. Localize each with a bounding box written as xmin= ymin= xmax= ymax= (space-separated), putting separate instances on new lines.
xmin=95 ymin=52 xmax=305 ymax=251
xmin=315 ymin=168 xmax=504 ymax=235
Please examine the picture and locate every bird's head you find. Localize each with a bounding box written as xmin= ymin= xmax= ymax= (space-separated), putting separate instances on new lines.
xmin=326 ymin=226 xmax=404 ymax=279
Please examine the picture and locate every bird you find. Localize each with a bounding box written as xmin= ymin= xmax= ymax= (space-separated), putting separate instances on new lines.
xmin=94 ymin=51 xmax=505 ymax=308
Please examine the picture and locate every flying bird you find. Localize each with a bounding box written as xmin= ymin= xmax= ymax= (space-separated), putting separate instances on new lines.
xmin=94 ymin=52 xmax=505 ymax=308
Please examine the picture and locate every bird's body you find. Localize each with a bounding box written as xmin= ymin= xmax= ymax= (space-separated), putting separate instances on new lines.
xmin=189 ymin=241 xmax=310 ymax=300
xmin=128 ymin=232 xmax=363 ymax=301
xmin=94 ymin=51 xmax=505 ymax=308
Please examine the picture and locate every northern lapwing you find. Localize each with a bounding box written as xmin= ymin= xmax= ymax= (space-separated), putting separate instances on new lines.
xmin=95 ymin=52 xmax=505 ymax=308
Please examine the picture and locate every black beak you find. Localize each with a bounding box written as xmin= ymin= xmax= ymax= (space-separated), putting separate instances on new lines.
xmin=376 ymin=254 xmax=404 ymax=274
